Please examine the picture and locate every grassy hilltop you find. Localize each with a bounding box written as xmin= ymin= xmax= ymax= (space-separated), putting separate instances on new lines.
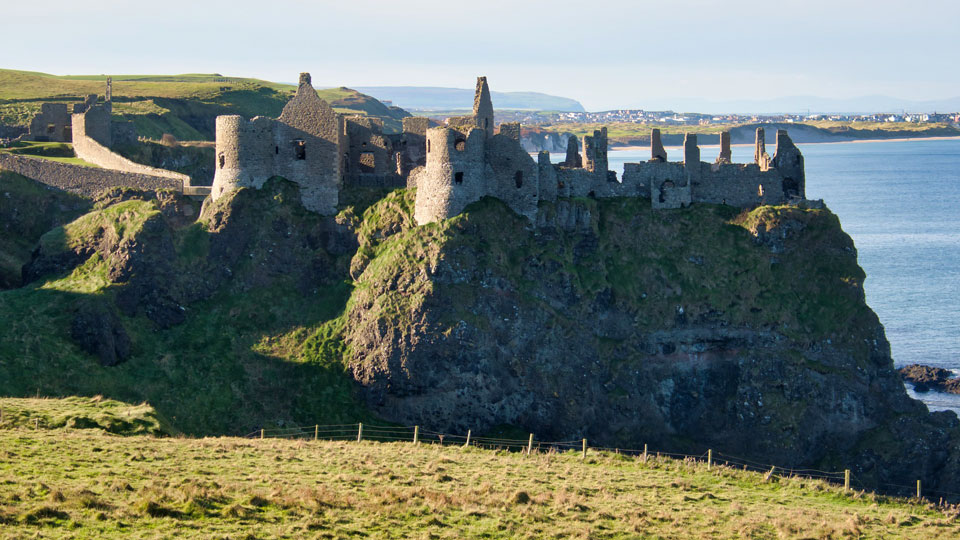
xmin=0 ymin=69 xmax=410 ymax=139
xmin=0 ymin=401 xmax=958 ymax=538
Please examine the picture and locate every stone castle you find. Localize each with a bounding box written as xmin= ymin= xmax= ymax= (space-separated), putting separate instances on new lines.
xmin=211 ymin=73 xmax=426 ymax=214
xmin=210 ymin=73 xmax=807 ymax=223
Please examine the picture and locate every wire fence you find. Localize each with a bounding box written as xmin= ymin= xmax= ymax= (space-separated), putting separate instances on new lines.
xmin=245 ymin=422 xmax=960 ymax=505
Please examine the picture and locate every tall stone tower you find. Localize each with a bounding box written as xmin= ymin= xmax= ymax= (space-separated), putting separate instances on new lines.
xmin=474 ymin=77 xmax=494 ymax=138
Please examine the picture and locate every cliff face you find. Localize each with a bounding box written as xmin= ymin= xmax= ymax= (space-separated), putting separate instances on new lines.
xmin=344 ymin=192 xmax=960 ymax=494
xmin=6 ymin=177 xmax=960 ymax=495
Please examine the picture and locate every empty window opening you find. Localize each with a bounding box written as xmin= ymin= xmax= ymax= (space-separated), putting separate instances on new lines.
xmin=275 ymin=146 xmax=279 ymax=155
xmin=757 ymin=184 xmax=764 ymax=197
xmin=427 ymin=140 xmax=431 ymax=153
xmin=514 ymin=170 xmax=523 ymax=188
xmin=483 ymin=118 xmax=488 ymax=129
xmin=454 ymin=138 xmax=466 ymax=151
xmin=361 ymin=142 xmax=367 ymax=148
xmin=454 ymin=172 xmax=464 ymax=184
xmin=658 ymin=180 xmax=675 ymax=204
xmin=782 ymin=177 xmax=799 ymax=198
xmin=359 ymin=151 xmax=375 ymax=173
xmin=46 ymin=124 xmax=56 ymax=134
xmin=588 ymin=190 xmax=596 ymax=198
xmin=218 ymin=153 xmax=225 ymax=169
xmin=292 ymin=139 xmax=306 ymax=160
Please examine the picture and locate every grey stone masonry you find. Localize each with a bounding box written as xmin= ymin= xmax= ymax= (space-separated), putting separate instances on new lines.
xmin=412 ymin=76 xmax=808 ymax=225
xmin=650 ymin=128 xmax=667 ymax=162
xmin=28 ymin=103 xmax=71 ymax=142
xmin=474 ymin=77 xmax=494 ymax=138
xmin=212 ymin=72 xmax=341 ymax=215
xmin=0 ymin=152 xmax=182 ymax=197
xmin=562 ymin=135 xmax=582 ymax=168
xmin=498 ymin=122 xmax=521 ymax=141
xmin=717 ymin=131 xmax=732 ymax=163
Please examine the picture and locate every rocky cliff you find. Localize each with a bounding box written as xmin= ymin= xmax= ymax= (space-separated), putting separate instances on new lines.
xmin=4 ymin=176 xmax=960 ymax=497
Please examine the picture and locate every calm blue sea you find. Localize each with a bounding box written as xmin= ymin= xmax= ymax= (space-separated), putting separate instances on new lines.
xmin=563 ymin=139 xmax=960 ymax=411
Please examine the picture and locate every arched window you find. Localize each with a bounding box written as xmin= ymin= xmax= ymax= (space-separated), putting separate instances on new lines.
xmin=455 ymin=138 xmax=466 ymax=151
xmin=218 ymin=153 xmax=225 ymax=169
xmin=454 ymin=172 xmax=464 ymax=184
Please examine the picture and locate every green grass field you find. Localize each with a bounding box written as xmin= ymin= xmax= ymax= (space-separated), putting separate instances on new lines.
xmin=0 ymin=402 xmax=957 ymax=539
xmin=0 ymin=70 xmax=410 ymax=138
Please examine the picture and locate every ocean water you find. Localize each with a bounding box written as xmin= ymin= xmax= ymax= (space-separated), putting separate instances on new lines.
xmin=563 ymin=139 xmax=960 ymax=411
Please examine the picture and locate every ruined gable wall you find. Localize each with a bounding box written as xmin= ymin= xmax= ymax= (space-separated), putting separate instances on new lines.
xmin=399 ymin=117 xmax=429 ymax=175
xmin=772 ymin=130 xmax=805 ymax=199
xmin=277 ymin=74 xmax=341 ymax=215
xmin=0 ymin=152 xmax=182 ymax=197
xmin=28 ymin=103 xmax=71 ymax=142
xmin=473 ymin=77 xmax=494 ymax=138
xmin=483 ymin=134 xmax=539 ymax=221
xmin=414 ymin=127 xmax=485 ymax=225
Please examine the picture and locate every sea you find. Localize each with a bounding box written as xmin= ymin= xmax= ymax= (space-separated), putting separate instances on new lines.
xmin=561 ymin=139 xmax=960 ymax=414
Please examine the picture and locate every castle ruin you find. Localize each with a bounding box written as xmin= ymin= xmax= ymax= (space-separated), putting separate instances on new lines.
xmin=412 ymin=77 xmax=806 ymax=225
xmin=209 ymin=73 xmax=806 ymax=224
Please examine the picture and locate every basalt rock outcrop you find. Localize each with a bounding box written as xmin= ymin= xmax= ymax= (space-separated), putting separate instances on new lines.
xmin=343 ymin=192 xmax=960 ymax=497
xmin=899 ymin=364 xmax=960 ymax=394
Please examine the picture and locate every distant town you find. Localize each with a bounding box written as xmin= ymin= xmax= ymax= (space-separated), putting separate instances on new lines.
xmin=485 ymin=109 xmax=960 ymax=127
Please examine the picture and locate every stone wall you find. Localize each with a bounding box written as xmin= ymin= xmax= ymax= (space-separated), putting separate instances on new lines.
xmin=211 ymin=73 xmax=341 ymax=215
xmin=343 ymin=116 xmax=403 ymax=188
xmin=0 ymin=152 xmax=182 ymax=197
xmin=72 ymin=128 xmax=190 ymax=185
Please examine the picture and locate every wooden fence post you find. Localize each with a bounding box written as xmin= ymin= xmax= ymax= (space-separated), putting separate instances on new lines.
xmin=917 ymin=479 xmax=921 ymax=499
xmin=413 ymin=425 xmax=419 ymax=444
xmin=314 ymin=425 xmax=319 ymax=441
xmin=643 ymin=444 xmax=648 ymax=463
xmin=707 ymin=449 xmax=712 ymax=470
xmin=582 ymin=439 xmax=587 ymax=459
xmin=464 ymin=430 xmax=471 ymax=447
xmin=260 ymin=428 xmax=264 ymax=440
xmin=527 ymin=433 xmax=534 ymax=455
xmin=357 ymin=423 xmax=363 ymax=443
xmin=844 ymin=469 xmax=850 ymax=491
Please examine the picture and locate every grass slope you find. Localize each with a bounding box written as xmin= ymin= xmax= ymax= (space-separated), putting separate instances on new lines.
xmin=0 ymin=427 xmax=957 ymax=538
xmin=0 ymin=170 xmax=91 ymax=288
xmin=0 ymin=70 xmax=410 ymax=138
xmin=0 ymin=396 xmax=170 ymax=436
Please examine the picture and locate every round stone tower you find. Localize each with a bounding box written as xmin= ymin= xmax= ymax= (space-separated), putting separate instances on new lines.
xmin=211 ymin=115 xmax=277 ymax=201
xmin=414 ymin=127 xmax=486 ymax=225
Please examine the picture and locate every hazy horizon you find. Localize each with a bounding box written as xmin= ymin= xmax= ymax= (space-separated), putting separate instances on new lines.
xmin=2 ymin=0 xmax=958 ymax=111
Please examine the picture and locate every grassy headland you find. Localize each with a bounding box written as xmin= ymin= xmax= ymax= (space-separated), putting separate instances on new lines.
xmin=0 ymin=70 xmax=410 ymax=139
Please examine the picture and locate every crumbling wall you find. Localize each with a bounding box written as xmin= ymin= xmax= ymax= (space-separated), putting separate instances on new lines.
xmin=344 ymin=116 xmax=402 ymax=188
xmin=772 ymin=130 xmax=804 ymax=199
xmin=28 ymin=103 xmax=71 ymax=142
xmin=498 ymin=122 xmax=521 ymax=141
xmin=562 ymin=135 xmax=582 ymax=168
xmin=398 ymin=117 xmax=429 ymax=175
xmin=0 ymin=152 xmax=182 ymax=197
xmin=484 ymin=134 xmax=538 ymax=221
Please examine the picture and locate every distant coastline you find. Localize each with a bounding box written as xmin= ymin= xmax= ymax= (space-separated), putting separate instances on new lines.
xmin=611 ymin=135 xmax=960 ymax=152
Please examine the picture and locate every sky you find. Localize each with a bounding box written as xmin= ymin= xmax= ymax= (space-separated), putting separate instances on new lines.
xmin=2 ymin=0 xmax=959 ymax=111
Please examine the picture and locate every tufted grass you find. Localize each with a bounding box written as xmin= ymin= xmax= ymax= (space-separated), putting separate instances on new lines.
xmin=0 ymin=426 xmax=957 ymax=538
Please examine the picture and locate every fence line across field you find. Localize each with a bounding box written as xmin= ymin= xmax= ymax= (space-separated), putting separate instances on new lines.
xmin=246 ymin=421 xmax=954 ymax=504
